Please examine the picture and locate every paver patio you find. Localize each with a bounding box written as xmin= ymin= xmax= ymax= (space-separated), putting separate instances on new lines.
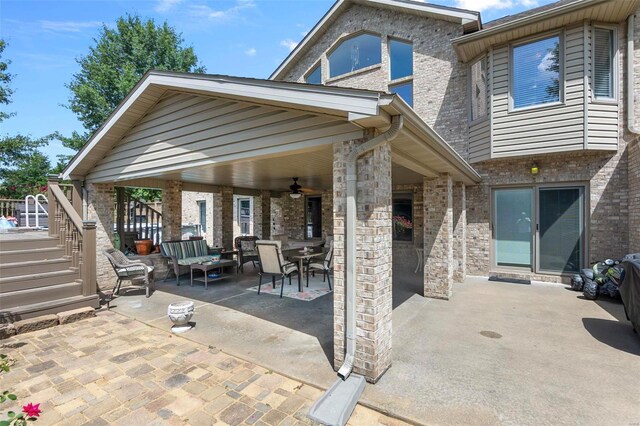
xmin=0 ymin=310 xmax=407 ymax=426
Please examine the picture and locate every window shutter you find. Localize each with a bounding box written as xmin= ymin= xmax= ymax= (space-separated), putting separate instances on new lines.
xmin=593 ymin=28 xmax=613 ymax=98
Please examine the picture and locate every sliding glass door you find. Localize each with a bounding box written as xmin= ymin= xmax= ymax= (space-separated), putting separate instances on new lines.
xmin=493 ymin=185 xmax=585 ymax=274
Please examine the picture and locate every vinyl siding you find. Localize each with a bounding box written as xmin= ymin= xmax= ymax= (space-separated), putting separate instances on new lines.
xmin=86 ymin=92 xmax=363 ymax=183
xmin=469 ymin=118 xmax=490 ymax=162
xmin=491 ymin=26 xmax=586 ymax=158
xmin=586 ymin=23 xmax=619 ymax=150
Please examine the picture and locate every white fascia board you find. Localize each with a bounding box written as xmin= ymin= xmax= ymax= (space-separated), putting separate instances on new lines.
xmin=62 ymin=78 xmax=153 ymax=180
xmin=270 ymin=0 xmax=479 ymax=80
xmin=149 ymin=74 xmax=381 ymax=117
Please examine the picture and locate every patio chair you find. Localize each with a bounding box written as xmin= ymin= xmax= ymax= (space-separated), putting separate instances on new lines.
xmin=306 ymin=241 xmax=333 ymax=290
xmin=255 ymin=240 xmax=299 ymax=298
xmin=103 ymin=248 xmax=154 ymax=298
xmin=235 ymin=236 xmax=259 ymax=273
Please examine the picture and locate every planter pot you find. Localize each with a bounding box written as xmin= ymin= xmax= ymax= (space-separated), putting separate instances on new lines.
xmin=134 ymin=239 xmax=153 ymax=255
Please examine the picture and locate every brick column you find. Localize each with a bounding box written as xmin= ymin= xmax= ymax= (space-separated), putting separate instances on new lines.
xmin=211 ymin=193 xmax=223 ymax=248
xmin=321 ymin=190 xmax=333 ymax=240
xmin=161 ymin=181 xmax=182 ymax=241
xmin=85 ymin=182 xmax=116 ymax=290
xmin=258 ymin=191 xmax=271 ymax=239
xmin=221 ymin=187 xmax=234 ymax=249
xmin=333 ymin=137 xmax=393 ymax=383
xmin=452 ymin=182 xmax=466 ymax=283
xmin=629 ymin=138 xmax=640 ymax=252
xmin=423 ymin=174 xmax=454 ymax=299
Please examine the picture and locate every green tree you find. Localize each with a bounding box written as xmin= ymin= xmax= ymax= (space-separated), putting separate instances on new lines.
xmin=545 ymin=41 xmax=560 ymax=100
xmin=63 ymin=15 xmax=206 ymax=151
xmin=0 ymin=39 xmax=57 ymax=199
xmin=0 ymin=39 xmax=15 ymax=122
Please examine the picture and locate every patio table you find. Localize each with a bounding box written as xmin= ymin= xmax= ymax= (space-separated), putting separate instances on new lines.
xmin=190 ymin=259 xmax=237 ymax=289
xmin=283 ymin=247 xmax=327 ymax=291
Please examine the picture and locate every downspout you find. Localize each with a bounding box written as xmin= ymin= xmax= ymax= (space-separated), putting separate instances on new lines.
xmin=337 ymin=115 xmax=403 ymax=380
xmin=628 ymin=14 xmax=640 ymax=135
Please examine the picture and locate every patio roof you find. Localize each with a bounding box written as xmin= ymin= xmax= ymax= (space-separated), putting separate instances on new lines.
xmin=62 ymin=71 xmax=481 ymax=188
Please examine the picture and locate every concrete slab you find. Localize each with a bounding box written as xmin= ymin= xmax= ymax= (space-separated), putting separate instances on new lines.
xmin=112 ymin=269 xmax=640 ymax=425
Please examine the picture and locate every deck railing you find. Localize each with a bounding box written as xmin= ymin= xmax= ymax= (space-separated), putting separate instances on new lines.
xmin=48 ymin=177 xmax=96 ymax=297
xmin=115 ymin=187 xmax=162 ymax=249
xmin=0 ymin=199 xmax=21 ymax=218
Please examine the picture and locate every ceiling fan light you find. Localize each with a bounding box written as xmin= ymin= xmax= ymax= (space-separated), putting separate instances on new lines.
xmin=289 ymin=192 xmax=302 ymax=199
xmin=289 ymin=177 xmax=303 ymax=199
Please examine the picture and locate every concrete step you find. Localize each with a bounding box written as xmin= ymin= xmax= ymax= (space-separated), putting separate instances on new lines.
xmin=0 ymin=237 xmax=60 ymax=252
xmin=0 ymin=282 xmax=86 ymax=312
xmin=0 ymin=247 xmax=66 ymax=263
xmin=0 ymin=257 xmax=73 ymax=278
xmin=0 ymin=269 xmax=80 ymax=293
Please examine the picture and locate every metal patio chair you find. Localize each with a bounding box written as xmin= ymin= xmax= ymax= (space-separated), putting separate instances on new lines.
xmin=103 ymin=247 xmax=154 ymax=298
xmin=306 ymin=240 xmax=333 ymax=290
xmin=255 ymin=240 xmax=299 ymax=298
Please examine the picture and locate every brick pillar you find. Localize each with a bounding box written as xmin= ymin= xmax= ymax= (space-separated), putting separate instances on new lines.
xmin=221 ymin=187 xmax=234 ymax=249
xmin=211 ymin=193 xmax=223 ymax=248
xmin=259 ymin=191 xmax=271 ymax=239
xmin=86 ymin=182 xmax=116 ymax=290
xmin=162 ymin=181 xmax=182 ymax=241
xmin=423 ymin=174 xmax=453 ymax=299
xmin=452 ymin=182 xmax=466 ymax=283
xmin=333 ymin=137 xmax=393 ymax=383
xmin=321 ymin=190 xmax=333 ymax=240
xmin=630 ymin=138 xmax=640 ymax=252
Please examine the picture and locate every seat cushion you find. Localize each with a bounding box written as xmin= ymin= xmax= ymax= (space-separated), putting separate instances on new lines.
xmin=116 ymin=265 xmax=149 ymax=277
xmin=177 ymin=256 xmax=214 ymax=266
xmin=283 ymin=262 xmax=298 ymax=275
xmin=307 ymin=262 xmax=326 ymax=271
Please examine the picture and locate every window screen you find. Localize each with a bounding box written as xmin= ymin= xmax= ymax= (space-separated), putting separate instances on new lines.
xmin=593 ymin=28 xmax=614 ymax=99
xmin=306 ymin=64 xmax=321 ymax=85
xmin=470 ymin=57 xmax=487 ymax=120
xmin=329 ymin=33 xmax=381 ymax=78
xmin=512 ymin=36 xmax=561 ymax=109
xmin=389 ymin=39 xmax=412 ymax=80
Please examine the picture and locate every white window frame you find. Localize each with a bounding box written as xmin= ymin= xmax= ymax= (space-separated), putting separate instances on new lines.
xmin=508 ymin=31 xmax=565 ymax=113
xmin=468 ymin=54 xmax=488 ymax=123
xmin=591 ymin=24 xmax=618 ymax=103
xmin=387 ymin=36 xmax=413 ymax=83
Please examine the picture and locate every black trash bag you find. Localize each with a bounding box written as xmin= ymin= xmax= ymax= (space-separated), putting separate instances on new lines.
xmin=571 ymin=274 xmax=584 ymax=291
xmin=600 ymin=280 xmax=620 ymax=299
xmin=583 ymin=278 xmax=599 ymax=300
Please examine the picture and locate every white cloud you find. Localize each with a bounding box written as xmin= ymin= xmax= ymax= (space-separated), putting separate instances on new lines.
xmin=155 ymin=0 xmax=182 ymax=13
xmin=245 ymin=47 xmax=257 ymax=56
xmin=537 ymin=50 xmax=555 ymax=75
xmin=189 ymin=0 xmax=256 ymax=21
xmin=38 ymin=20 xmax=102 ymax=33
xmin=455 ymin=0 xmax=539 ymax=12
xmin=280 ymin=39 xmax=298 ymax=51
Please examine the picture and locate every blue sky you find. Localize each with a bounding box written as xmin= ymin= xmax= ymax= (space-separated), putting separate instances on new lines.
xmin=1 ymin=0 xmax=555 ymax=164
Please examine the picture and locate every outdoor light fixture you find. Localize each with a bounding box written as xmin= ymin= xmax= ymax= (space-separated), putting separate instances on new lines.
xmin=289 ymin=177 xmax=302 ymax=199
xmin=530 ymin=162 xmax=540 ymax=175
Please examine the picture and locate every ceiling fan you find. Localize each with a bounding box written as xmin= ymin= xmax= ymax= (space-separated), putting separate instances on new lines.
xmin=289 ymin=177 xmax=302 ymax=199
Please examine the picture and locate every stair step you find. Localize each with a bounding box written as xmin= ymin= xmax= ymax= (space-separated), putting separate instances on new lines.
xmin=0 ymin=247 xmax=66 ymax=263
xmin=0 ymin=269 xmax=80 ymax=293
xmin=0 ymin=258 xmax=73 ymax=277
xmin=0 ymin=237 xmax=60 ymax=251
xmin=0 ymin=282 xmax=84 ymax=311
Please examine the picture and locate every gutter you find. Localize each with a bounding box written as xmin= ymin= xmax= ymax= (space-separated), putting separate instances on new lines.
xmin=628 ymin=14 xmax=640 ymax=135
xmin=337 ymin=115 xmax=403 ymax=380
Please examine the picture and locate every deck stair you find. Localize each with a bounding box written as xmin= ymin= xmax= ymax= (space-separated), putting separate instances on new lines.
xmin=1 ymin=234 xmax=98 ymax=322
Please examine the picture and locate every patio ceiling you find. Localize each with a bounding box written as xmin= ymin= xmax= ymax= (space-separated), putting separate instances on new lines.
xmin=63 ymin=71 xmax=481 ymax=187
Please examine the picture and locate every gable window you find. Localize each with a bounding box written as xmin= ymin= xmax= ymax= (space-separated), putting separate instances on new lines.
xmin=512 ymin=35 xmax=561 ymax=109
xmin=390 ymin=82 xmax=413 ymax=107
xmin=306 ymin=64 xmax=321 ymax=85
xmin=328 ymin=33 xmax=381 ymax=78
xmin=470 ymin=56 xmax=487 ymax=120
xmin=389 ymin=38 xmax=412 ymax=80
xmin=593 ymin=28 xmax=615 ymax=99
xmin=392 ymin=194 xmax=413 ymax=242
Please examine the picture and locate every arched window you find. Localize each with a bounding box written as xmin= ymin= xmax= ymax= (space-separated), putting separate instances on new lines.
xmin=328 ymin=33 xmax=381 ymax=78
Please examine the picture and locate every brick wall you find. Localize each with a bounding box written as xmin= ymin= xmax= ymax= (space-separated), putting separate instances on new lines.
xmin=182 ymin=191 xmax=215 ymax=246
xmin=321 ymin=190 xmax=333 ymax=240
xmin=628 ymin=11 xmax=640 ymax=252
xmin=161 ymin=181 xmax=182 ymax=242
xmin=281 ymin=3 xmax=468 ymax=157
xmin=423 ymin=174 xmax=453 ymax=299
xmin=85 ymin=182 xmax=116 ymax=290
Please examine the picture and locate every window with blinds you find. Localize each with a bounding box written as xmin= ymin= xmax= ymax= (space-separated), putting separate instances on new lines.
xmin=593 ymin=28 xmax=614 ymax=99
xmin=512 ymin=35 xmax=561 ymax=109
xmin=470 ymin=56 xmax=487 ymax=120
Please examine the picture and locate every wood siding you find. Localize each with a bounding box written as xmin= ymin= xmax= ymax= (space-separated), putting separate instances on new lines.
xmin=86 ymin=92 xmax=363 ymax=183
xmin=468 ymin=23 xmax=619 ymax=163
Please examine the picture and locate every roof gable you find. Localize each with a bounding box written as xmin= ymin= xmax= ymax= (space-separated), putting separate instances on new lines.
xmin=269 ymin=0 xmax=480 ymax=81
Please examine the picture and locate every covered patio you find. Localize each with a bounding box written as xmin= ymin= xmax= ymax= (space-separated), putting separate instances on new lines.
xmin=62 ymin=70 xmax=481 ymax=383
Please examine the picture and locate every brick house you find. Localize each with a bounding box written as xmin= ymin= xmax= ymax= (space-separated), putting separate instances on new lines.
xmin=57 ymin=0 xmax=640 ymax=382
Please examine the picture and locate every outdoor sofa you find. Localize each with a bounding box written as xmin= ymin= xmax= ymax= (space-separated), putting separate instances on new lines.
xmin=160 ymin=239 xmax=221 ymax=285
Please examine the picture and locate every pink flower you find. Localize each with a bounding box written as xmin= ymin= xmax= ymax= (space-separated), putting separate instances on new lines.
xmin=22 ymin=402 xmax=41 ymax=417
